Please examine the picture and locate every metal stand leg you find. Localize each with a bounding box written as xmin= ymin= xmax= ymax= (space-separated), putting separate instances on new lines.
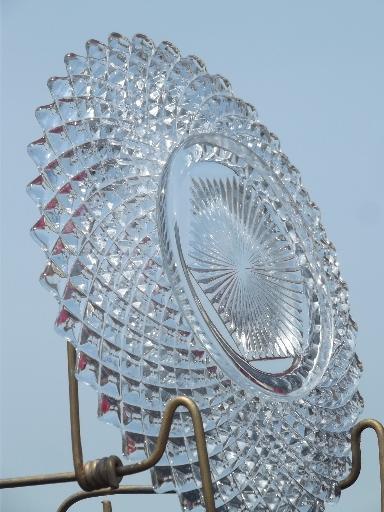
xmin=102 ymin=500 xmax=112 ymax=512
xmin=0 ymin=341 xmax=383 ymax=512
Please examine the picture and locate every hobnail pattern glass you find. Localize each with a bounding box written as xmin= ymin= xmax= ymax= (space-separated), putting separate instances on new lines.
xmin=27 ymin=33 xmax=363 ymax=512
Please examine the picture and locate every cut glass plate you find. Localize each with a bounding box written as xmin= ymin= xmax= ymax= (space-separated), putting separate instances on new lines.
xmin=27 ymin=33 xmax=363 ymax=512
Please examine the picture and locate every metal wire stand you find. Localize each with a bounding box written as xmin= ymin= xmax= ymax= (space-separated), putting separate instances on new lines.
xmin=0 ymin=342 xmax=383 ymax=511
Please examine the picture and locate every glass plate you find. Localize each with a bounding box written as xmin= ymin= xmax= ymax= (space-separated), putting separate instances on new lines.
xmin=27 ymin=33 xmax=363 ymax=512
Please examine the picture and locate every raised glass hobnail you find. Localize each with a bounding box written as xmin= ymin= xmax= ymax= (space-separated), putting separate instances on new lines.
xmin=27 ymin=33 xmax=363 ymax=512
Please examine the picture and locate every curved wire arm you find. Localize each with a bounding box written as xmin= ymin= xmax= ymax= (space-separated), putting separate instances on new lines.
xmin=339 ymin=418 xmax=384 ymax=511
xmin=0 ymin=342 xmax=383 ymax=512
xmin=65 ymin=343 xmax=216 ymax=511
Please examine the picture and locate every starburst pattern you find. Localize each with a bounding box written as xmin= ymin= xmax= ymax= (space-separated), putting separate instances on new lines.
xmin=27 ymin=33 xmax=363 ymax=512
xmin=188 ymin=176 xmax=306 ymax=362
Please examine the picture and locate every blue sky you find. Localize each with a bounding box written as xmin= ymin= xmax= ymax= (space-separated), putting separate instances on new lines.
xmin=1 ymin=1 xmax=383 ymax=510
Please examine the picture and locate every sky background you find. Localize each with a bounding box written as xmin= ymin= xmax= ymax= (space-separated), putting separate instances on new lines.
xmin=1 ymin=1 xmax=383 ymax=511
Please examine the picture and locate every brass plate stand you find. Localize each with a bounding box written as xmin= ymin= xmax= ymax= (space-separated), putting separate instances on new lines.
xmin=0 ymin=342 xmax=383 ymax=511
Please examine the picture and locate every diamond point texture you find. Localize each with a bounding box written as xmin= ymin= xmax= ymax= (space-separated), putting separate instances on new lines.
xmin=27 ymin=32 xmax=362 ymax=512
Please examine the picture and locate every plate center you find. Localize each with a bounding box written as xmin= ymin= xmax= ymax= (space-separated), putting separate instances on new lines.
xmin=171 ymin=159 xmax=309 ymax=373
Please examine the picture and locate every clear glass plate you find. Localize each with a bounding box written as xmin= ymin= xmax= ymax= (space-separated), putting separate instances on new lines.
xmin=27 ymin=33 xmax=363 ymax=512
